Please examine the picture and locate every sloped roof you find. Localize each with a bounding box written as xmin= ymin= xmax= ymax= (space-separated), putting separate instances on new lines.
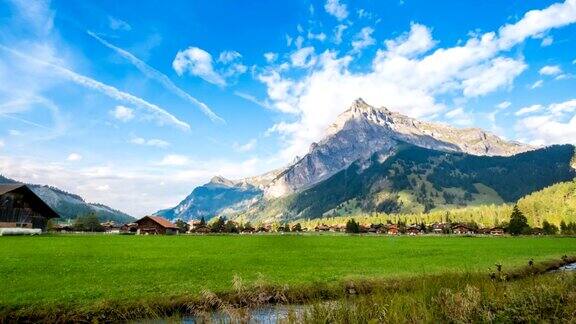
xmin=136 ymin=216 xmax=178 ymax=229
xmin=0 ymin=184 xmax=26 ymax=195
xmin=0 ymin=184 xmax=60 ymax=219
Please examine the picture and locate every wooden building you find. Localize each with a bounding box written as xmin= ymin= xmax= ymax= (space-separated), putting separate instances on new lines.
xmin=0 ymin=184 xmax=59 ymax=231
xmin=135 ymin=216 xmax=178 ymax=235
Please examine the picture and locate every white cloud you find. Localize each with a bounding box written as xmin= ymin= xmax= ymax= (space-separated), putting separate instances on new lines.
xmin=218 ymin=50 xmax=241 ymax=64
xmin=264 ymin=52 xmax=278 ymax=63
xmin=295 ymin=35 xmax=304 ymax=49
xmin=515 ymin=104 xmax=544 ymax=116
xmin=234 ymin=91 xmax=272 ymax=109
xmin=67 ymin=153 xmax=82 ymax=161
xmin=539 ymin=65 xmax=562 ymax=75
xmin=286 ymin=34 xmax=293 ymax=47
xmin=549 ymin=98 xmax=576 ymax=115
xmin=540 ymin=36 xmax=554 ymax=46
xmin=108 ymin=16 xmax=131 ymax=31
xmin=88 ymin=32 xmax=223 ymax=123
xmin=0 ymin=139 xmax=5 ymax=149
xmin=257 ymin=1 xmax=576 ymax=160
xmin=333 ymin=24 xmax=348 ymax=44
xmin=172 ymin=47 xmax=226 ymax=86
xmin=233 ymin=139 xmax=257 ymax=152
xmin=357 ymin=9 xmax=373 ymax=19
xmin=517 ymin=114 xmax=576 ymax=145
xmin=324 ymin=0 xmax=348 ymax=21
xmin=462 ymin=57 xmax=527 ymax=97
xmin=1 ymin=45 xmax=191 ymax=131
xmin=497 ymin=0 xmax=576 ymax=49
xmin=496 ymin=101 xmax=512 ymax=109
xmin=8 ymin=130 xmax=22 ymax=136
xmin=351 ymin=27 xmax=375 ymax=53
xmin=111 ymin=105 xmax=134 ymax=122
xmin=290 ymin=47 xmax=317 ymax=68
xmin=308 ymin=31 xmax=327 ymax=42
xmin=530 ymin=79 xmax=544 ymax=89
xmin=297 ymin=24 xmax=304 ymax=34
xmin=130 ymin=136 xmax=170 ymax=148
xmin=158 ymin=154 xmax=189 ymax=166
xmin=444 ymin=107 xmax=472 ymax=126
xmin=384 ymin=23 xmax=435 ymax=57
xmin=7 ymin=0 xmax=54 ymax=37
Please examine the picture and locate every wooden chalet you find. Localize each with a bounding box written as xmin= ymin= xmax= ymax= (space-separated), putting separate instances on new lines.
xmin=315 ymin=224 xmax=330 ymax=232
xmin=0 ymin=184 xmax=59 ymax=231
xmin=120 ymin=223 xmax=138 ymax=234
xmin=135 ymin=216 xmax=178 ymax=235
xmin=387 ymin=224 xmax=399 ymax=235
xmin=452 ymin=224 xmax=474 ymax=235
xmin=406 ymin=226 xmax=421 ymax=236
xmin=432 ymin=223 xmax=447 ymax=234
xmin=489 ymin=227 xmax=505 ymax=235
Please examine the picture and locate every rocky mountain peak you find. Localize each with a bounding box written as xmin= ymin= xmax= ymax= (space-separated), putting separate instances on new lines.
xmin=264 ymin=99 xmax=534 ymax=198
xmin=208 ymin=176 xmax=237 ymax=187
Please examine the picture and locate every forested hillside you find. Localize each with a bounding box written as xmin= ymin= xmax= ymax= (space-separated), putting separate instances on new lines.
xmin=240 ymin=144 xmax=576 ymax=222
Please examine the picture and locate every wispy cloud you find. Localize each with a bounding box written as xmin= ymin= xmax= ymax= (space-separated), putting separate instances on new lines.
xmin=130 ymin=136 xmax=170 ymax=148
xmin=234 ymin=91 xmax=272 ymax=109
xmin=87 ymin=31 xmax=224 ymax=124
xmin=0 ymin=45 xmax=191 ymax=131
xmin=233 ymin=139 xmax=257 ymax=152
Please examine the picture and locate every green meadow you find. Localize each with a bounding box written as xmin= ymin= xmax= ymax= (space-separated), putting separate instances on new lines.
xmin=1 ymin=234 xmax=576 ymax=320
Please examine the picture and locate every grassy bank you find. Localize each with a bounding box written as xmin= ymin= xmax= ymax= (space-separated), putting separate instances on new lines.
xmin=296 ymin=265 xmax=576 ymax=323
xmin=1 ymin=235 xmax=575 ymax=321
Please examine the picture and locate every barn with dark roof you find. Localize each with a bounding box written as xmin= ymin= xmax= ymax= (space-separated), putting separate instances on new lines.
xmin=135 ymin=216 xmax=178 ymax=235
xmin=0 ymin=184 xmax=60 ymax=231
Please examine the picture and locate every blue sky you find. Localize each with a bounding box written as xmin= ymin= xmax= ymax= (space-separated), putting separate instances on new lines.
xmin=0 ymin=0 xmax=575 ymax=216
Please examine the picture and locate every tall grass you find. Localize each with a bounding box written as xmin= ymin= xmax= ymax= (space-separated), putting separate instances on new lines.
xmin=2 ymin=256 xmax=574 ymax=322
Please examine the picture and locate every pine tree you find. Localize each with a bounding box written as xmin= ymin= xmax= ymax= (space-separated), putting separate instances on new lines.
xmin=508 ymin=205 xmax=530 ymax=235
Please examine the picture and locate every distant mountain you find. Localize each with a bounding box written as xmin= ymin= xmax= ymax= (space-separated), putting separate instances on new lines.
xmin=0 ymin=175 xmax=134 ymax=223
xmin=161 ymin=99 xmax=556 ymax=222
xmin=155 ymin=176 xmax=262 ymax=220
xmin=264 ymin=98 xmax=532 ymax=198
xmin=241 ymin=144 xmax=575 ymax=221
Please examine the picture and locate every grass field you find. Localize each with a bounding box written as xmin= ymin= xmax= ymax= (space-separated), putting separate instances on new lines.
xmin=1 ymin=234 xmax=576 ymax=320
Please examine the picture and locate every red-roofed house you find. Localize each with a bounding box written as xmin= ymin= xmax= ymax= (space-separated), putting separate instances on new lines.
xmin=136 ymin=216 xmax=178 ymax=235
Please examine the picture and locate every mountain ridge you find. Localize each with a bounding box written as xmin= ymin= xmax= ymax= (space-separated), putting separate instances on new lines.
xmin=0 ymin=174 xmax=135 ymax=223
xmin=159 ymin=99 xmax=544 ymax=222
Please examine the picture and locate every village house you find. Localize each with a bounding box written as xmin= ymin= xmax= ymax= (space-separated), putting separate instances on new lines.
xmin=187 ymin=219 xmax=203 ymax=231
xmin=101 ymin=221 xmax=121 ymax=234
xmin=432 ymin=223 xmax=447 ymax=234
xmin=452 ymin=224 xmax=475 ymax=235
xmin=490 ymin=227 xmax=505 ymax=235
xmin=406 ymin=225 xmax=421 ymax=236
xmin=315 ymin=224 xmax=330 ymax=232
xmin=120 ymin=223 xmax=138 ymax=234
xmin=0 ymin=184 xmax=59 ymax=233
xmin=387 ymin=224 xmax=399 ymax=235
xmin=135 ymin=216 xmax=178 ymax=235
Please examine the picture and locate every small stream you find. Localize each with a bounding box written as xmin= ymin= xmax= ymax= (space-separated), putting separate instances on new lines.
xmin=135 ymin=305 xmax=301 ymax=324
xmin=136 ymin=263 xmax=576 ymax=323
xmin=554 ymin=262 xmax=576 ymax=272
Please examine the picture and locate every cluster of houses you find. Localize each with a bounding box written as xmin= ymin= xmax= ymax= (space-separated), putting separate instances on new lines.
xmin=312 ymin=222 xmax=506 ymax=235
xmin=0 ymin=183 xmax=533 ymax=237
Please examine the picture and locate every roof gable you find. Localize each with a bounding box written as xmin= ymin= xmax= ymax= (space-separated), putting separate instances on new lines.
xmin=136 ymin=216 xmax=178 ymax=229
xmin=0 ymin=184 xmax=60 ymax=219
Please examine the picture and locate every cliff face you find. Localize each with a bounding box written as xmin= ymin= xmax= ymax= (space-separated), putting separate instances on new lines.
xmin=263 ymin=98 xmax=532 ymax=198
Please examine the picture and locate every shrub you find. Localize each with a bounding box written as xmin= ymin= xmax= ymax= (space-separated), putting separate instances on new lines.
xmin=345 ymin=219 xmax=360 ymax=233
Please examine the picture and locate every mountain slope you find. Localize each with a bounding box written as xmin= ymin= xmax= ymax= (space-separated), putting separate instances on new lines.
xmin=163 ymin=99 xmax=534 ymax=221
xmin=264 ymin=98 xmax=532 ymax=198
xmin=0 ymin=175 xmax=134 ymax=223
xmin=155 ymin=176 xmax=262 ymax=220
xmin=240 ymin=144 xmax=575 ymax=221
